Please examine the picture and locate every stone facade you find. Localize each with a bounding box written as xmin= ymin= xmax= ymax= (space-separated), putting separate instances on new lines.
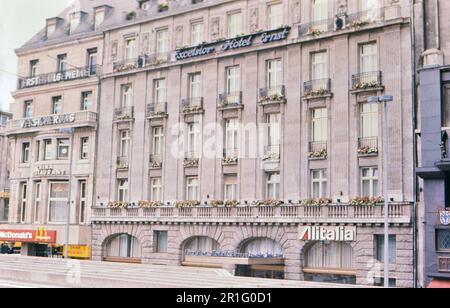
xmin=0 ymin=111 xmax=12 ymax=223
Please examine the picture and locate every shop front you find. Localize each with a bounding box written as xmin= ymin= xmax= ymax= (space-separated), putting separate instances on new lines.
xmin=0 ymin=227 xmax=57 ymax=257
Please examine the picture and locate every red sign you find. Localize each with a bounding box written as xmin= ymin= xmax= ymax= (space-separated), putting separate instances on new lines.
xmin=0 ymin=228 xmax=57 ymax=244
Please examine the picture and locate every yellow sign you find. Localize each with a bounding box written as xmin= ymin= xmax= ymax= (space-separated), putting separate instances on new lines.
xmin=0 ymin=192 xmax=10 ymax=199
xmin=63 ymin=245 xmax=91 ymax=258
xmin=13 ymin=242 xmax=21 ymax=248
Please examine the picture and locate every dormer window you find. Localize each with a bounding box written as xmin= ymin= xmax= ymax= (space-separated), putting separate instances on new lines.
xmin=69 ymin=12 xmax=82 ymax=33
xmin=46 ymin=20 xmax=57 ymax=36
xmin=94 ymin=8 xmax=105 ymax=29
xmin=140 ymin=0 xmax=150 ymax=10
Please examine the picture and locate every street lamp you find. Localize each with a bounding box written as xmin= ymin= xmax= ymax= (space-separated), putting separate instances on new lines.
xmin=368 ymin=95 xmax=394 ymax=288
xmin=59 ymin=127 xmax=75 ymax=259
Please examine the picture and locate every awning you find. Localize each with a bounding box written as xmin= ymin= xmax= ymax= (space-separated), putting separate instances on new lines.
xmin=183 ymin=256 xmax=285 ymax=268
xmin=427 ymin=279 xmax=450 ymax=288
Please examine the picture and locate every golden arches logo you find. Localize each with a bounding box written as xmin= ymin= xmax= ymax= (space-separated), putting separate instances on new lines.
xmin=35 ymin=227 xmax=50 ymax=242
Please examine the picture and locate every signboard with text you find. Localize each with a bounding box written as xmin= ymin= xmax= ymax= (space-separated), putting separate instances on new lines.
xmin=299 ymin=226 xmax=356 ymax=242
xmin=0 ymin=228 xmax=57 ymax=244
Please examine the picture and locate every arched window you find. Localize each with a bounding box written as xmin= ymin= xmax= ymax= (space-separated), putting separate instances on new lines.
xmin=241 ymin=238 xmax=283 ymax=257
xmin=105 ymin=234 xmax=141 ymax=259
xmin=184 ymin=236 xmax=219 ymax=253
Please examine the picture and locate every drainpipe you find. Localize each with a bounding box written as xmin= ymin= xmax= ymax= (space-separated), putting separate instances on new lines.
xmin=410 ymin=0 xmax=419 ymax=288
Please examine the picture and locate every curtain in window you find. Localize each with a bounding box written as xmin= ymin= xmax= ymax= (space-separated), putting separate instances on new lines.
xmin=185 ymin=236 xmax=220 ymax=252
xmin=242 ymin=238 xmax=283 ymax=255
xmin=306 ymin=242 xmax=355 ymax=269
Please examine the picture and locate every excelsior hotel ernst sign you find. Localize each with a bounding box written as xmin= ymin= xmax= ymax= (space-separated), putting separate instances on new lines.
xmin=0 ymin=228 xmax=57 ymax=244
xmin=299 ymin=226 xmax=356 ymax=242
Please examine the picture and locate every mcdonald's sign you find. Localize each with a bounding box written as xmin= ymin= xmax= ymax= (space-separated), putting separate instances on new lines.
xmin=0 ymin=228 xmax=56 ymax=244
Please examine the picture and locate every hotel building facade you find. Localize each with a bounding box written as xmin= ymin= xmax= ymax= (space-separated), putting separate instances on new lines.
xmin=88 ymin=0 xmax=415 ymax=287
xmin=0 ymin=111 xmax=12 ymax=225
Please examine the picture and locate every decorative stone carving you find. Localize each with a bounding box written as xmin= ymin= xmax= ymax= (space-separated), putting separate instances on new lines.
xmin=141 ymin=33 xmax=149 ymax=54
xmin=250 ymin=8 xmax=259 ymax=32
xmin=211 ymin=17 xmax=220 ymax=40
xmin=175 ymin=25 xmax=183 ymax=48
xmin=337 ymin=0 xmax=348 ymax=15
xmin=291 ymin=1 xmax=301 ymax=24
xmin=111 ymin=40 xmax=118 ymax=61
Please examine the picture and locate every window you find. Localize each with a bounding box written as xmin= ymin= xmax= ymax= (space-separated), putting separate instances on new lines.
xmin=375 ymin=235 xmax=397 ymax=263
xmin=360 ymin=43 xmax=378 ymax=73
xmin=374 ymin=277 xmax=396 ymax=288
xmin=312 ymin=0 xmax=328 ymax=22
xmin=437 ymin=229 xmax=450 ymax=251
xmin=154 ymin=231 xmax=168 ymax=253
xmin=311 ymin=52 xmax=328 ymax=80
xmin=224 ymin=175 xmax=237 ymax=200
xmin=156 ymin=29 xmax=169 ymax=55
xmin=81 ymin=91 xmax=93 ymax=110
xmin=20 ymin=183 xmax=28 ymax=223
xmin=80 ymin=137 xmax=89 ymax=160
xmin=57 ymin=54 xmax=67 ymax=73
xmin=267 ymin=113 xmax=280 ymax=148
xmin=361 ymin=167 xmax=379 ymax=197
xmin=24 ymin=100 xmax=33 ymax=118
xmin=152 ymin=127 xmax=164 ymax=156
xmin=120 ymin=130 xmax=130 ymax=157
xmin=225 ymin=118 xmax=239 ymax=154
xmin=187 ymin=123 xmax=199 ymax=157
xmin=44 ymin=139 xmax=54 ymax=160
xmin=94 ymin=8 xmax=105 ymax=29
xmin=361 ymin=103 xmax=379 ymax=138
xmin=35 ymin=140 xmax=40 ymax=162
xmin=228 ymin=12 xmax=242 ymax=38
xmin=48 ymin=182 xmax=69 ymax=223
xmin=189 ymin=73 xmax=202 ymax=98
xmin=118 ymin=180 xmax=129 ymax=202
xmin=150 ymin=178 xmax=162 ymax=201
xmin=57 ymin=139 xmax=70 ymax=160
xmin=46 ymin=21 xmax=56 ymax=36
xmin=140 ymin=1 xmax=151 ymax=10
xmin=268 ymin=3 xmax=283 ymax=30
xmin=186 ymin=177 xmax=199 ymax=200
xmin=121 ymin=84 xmax=133 ymax=107
xmin=191 ymin=21 xmax=204 ymax=46
xmin=70 ymin=12 xmax=81 ymax=33
xmin=34 ymin=182 xmax=41 ymax=223
xmin=226 ymin=66 xmax=240 ymax=94
xmin=125 ymin=38 xmax=136 ymax=61
xmin=311 ymin=170 xmax=327 ymax=198
xmin=154 ymin=79 xmax=166 ymax=104
xmin=22 ymin=142 xmax=30 ymax=163
xmin=52 ymin=96 xmax=62 ymax=114
xmin=87 ymin=49 xmax=98 ymax=74
xmin=267 ymin=59 xmax=282 ymax=89
xmin=312 ymin=108 xmax=327 ymax=142
xmin=106 ymin=234 xmax=141 ymax=259
xmin=78 ymin=180 xmax=87 ymax=224
xmin=266 ymin=173 xmax=280 ymax=199
xmin=29 ymin=60 xmax=38 ymax=77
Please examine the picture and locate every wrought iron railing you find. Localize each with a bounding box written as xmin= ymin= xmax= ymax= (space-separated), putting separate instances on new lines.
xmin=218 ymin=92 xmax=243 ymax=108
xmin=146 ymin=102 xmax=168 ymax=117
xmin=304 ymin=78 xmax=332 ymax=96
xmin=351 ymin=71 xmax=383 ymax=90
xmin=181 ymin=97 xmax=204 ymax=113
xmin=114 ymin=106 xmax=134 ymax=121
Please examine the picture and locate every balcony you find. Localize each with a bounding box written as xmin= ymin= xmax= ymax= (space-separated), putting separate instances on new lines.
xmin=263 ymin=145 xmax=280 ymax=162
xmin=218 ymin=92 xmax=243 ymax=110
xmin=116 ymin=156 xmax=129 ymax=170
xmin=358 ymin=137 xmax=379 ymax=156
xmin=91 ymin=203 xmax=412 ymax=225
xmin=113 ymin=54 xmax=170 ymax=73
xmin=114 ymin=106 xmax=134 ymax=121
xmin=149 ymin=154 xmax=163 ymax=169
xmin=223 ymin=148 xmax=239 ymax=165
xmin=184 ymin=151 xmax=199 ymax=168
xmin=347 ymin=8 xmax=386 ymax=28
xmin=351 ymin=71 xmax=383 ymax=92
xmin=6 ymin=111 xmax=98 ymax=135
xmin=308 ymin=141 xmax=327 ymax=160
xmin=258 ymin=86 xmax=286 ymax=105
xmin=298 ymin=19 xmax=334 ymax=37
xmin=303 ymin=79 xmax=332 ymax=98
xmin=17 ymin=65 xmax=101 ymax=90
xmin=146 ymin=102 xmax=168 ymax=119
xmin=181 ymin=98 xmax=204 ymax=114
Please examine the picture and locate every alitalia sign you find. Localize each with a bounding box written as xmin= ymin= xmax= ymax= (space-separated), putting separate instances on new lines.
xmin=175 ymin=26 xmax=291 ymax=60
xmin=299 ymin=226 xmax=356 ymax=242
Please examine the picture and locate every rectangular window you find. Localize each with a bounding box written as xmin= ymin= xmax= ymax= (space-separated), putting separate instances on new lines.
xmin=374 ymin=277 xmax=396 ymax=288
xmin=46 ymin=20 xmax=56 ymax=36
xmin=154 ymin=79 xmax=166 ymax=104
xmin=30 ymin=60 xmax=39 ymax=77
xmin=125 ymin=38 xmax=136 ymax=60
xmin=22 ymin=142 xmax=30 ymax=163
xmin=189 ymin=73 xmax=202 ymax=98
xmin=35 ymin=140 xmax=40 ymax=162
xmin=361 ymin=167 xmax=379 ymax=197
xmin=156 ymin=29 xmax=169 ymax=54
xmin=224 ymin=175 xmax=237 ymax=200
xmin=20 ymin=183 xmax=28 ymax=223
xmin=187 ymin=123 xmax=199 ymax=157
xmin=80 ymin=137 xmax=89 ymax=160
xmin=69 ymin=12 xmax=81 ymax=33
xmin=226 ymin=66 xmax=240 ymax=94
xmin=152 ymin=127 xmax=164 ymax=156
xmin=312 ymin=0 xmax=328 ymax=22
xmin=311 ymin=51 xmax=328 ymax=80
xmin=48 ymin=182 xmax=69 ymax=223
xmin=361 ymin=103 xmax=379 ymax=138
xmin=24 ymin=100 xmax=33 ymax=118
xmin=437 ymin=229 xmax=450 ymax=252
xmin=360 ymin=43 xmax=378 ymax=73
xmin=375 ymin=235 xmax=397 ymax=263
xmin=94 ymin=8 xmax=105 ymax=29
xmin=121 ymin=84 xmax=133 ymax=107
xmin=118 ymin=180 xmax=129 ymax=202
xmin=57 ymin=138 xmax=70 ymax=160
xmin=312 ymin=108 xmax=328 ymax=142
xmin=267 ymin=59 xmax=282 ymax=89
xmin=78 ymin=180 xmax=87 ymax=224
xmin=87 ymin=48 xmax=98 ymax=74
xmin=191 ymin=21 xmax=204 ymax=46
xmin=34 ymin=182 xmax=41 ymax=223
xmin=44 ymin=139 xmax=54 ymax=161
xmin=225 ymin=118 xmax=239 ymax=155
xmin=154 ymin=231 xmax=168 ymax=253
xmin=52 ymin=96 xmax=62 ymax=114
xmin=186 ymin=177 xmax=199 ymax=200
xmin=81 ymin=91 xmax=93 ymax=110
xmin=267 ymin=113 xmax=280 ymax=148
xmin=120 ymin=130 xmax=130 ymax=158
xmin=266 ymin=173 xmax=280 ymax=199
xmin=311 ymin=169 xmax=327 ymax=198
xmin=228 ymin=12 xmax=242 ymax=38
xmin=268 ymin=3 xmax=283 ymax=30
xmin=150 ymin=178 xmax=162 ymax=201
xmin=57 ymin=54 xmax=67 ymax=73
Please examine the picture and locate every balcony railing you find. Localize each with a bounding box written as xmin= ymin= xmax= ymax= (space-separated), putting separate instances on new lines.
xmin=263 ymin=145 xmax=280 ymax=161
xmin=303 ymin=78 xmax=332 ymax=97
xmin=299 ymin=18 xmax=334 ymax=37
xmin=146 ymin=102 xmax=168 ymax=117
xmin=351 ymin=71 xmax=383 ymax=90
xmin=309 ymin=141 xmax=327 ymax=159
xmin=218 ymin=92 xmax=243 ymax=108
xmin=6 ymin=111 xmax=97 ymax=134
xmin=181 ymin=97 xmax=204 ymax=113
xmin=149 ymin=154 xmax=163 ymax=169
xmin=347 ymin=8 xmax=385 ymax=27
xmin=114 ymin=106 xmax=134 ymax=121
xmin=18 ymin=65 xmax=101 ymax=89
xmin=259 ymin=86 xmax=286 ymax=104
xmin=91 ymin=203 xmax=412 ymax=225
xmin=113 ymin=54 xmax=171 ymax=73
xmin=358 ymin=137 xmax=379 ymax=155
xmin=116 ymin=156 xmax=129 ymax=170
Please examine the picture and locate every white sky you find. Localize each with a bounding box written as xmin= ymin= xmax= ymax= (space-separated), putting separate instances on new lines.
xmin=0 ymin=0 xmax=73 ymax=111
